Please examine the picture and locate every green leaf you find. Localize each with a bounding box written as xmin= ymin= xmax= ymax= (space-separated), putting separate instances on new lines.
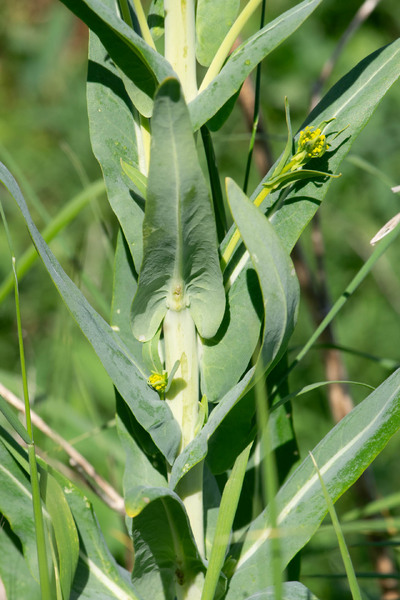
xmin=40 ymin=469 xmax=80 ymax=600
xmin=189 ymin=0 xmax=322 ymax=130
xmin=0 ymin=394 xmax=31 ymax=444
xmin=169 ymin=368 xmax=255 ymax=489
xmin=246 ymin=582 xmax=320 ymax=599
xmin=129 ymin=490 xmax=206 ymax=600
xmin=131 ymin=78 xmax=225 ymax=341
xmin=87 ymin=31 xmax=145 ymax=270
xmin=116 ymin=393 xmax=167 ymax=500
xmin=148 ymin=0 xmax=164 ymax=42
xmin=261 ymin=39 xmax=400 ymax=253
xmin=196 ymin=0 xmax=240 ymax=67
xmin=59 ymin=0 xmax=174 ymax=117
xmin=202 ymin=38 xmax=400 ymax=405
xmin=0 ymin=161 xmax=180 ymax=464
xmin=200 ymin=263 xmax=262 ymax=403
xmin=0 ymin=436 xmax=41 ymax=582
xmin=120 ymin=159 xmax=148 ymax=197
xmin=111 ymin=230 xmax=146 ymax=369
xmin=0 ymin=517 xmax=41 ymax=600
xmin=226 ymin=369 xmax=400 ymax=598
xmin=226 ymin=179 xmax=299 ymax=374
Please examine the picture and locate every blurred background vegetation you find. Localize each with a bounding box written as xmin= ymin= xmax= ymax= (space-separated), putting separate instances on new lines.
xmin=1 ymin=0 xmax=400 ymax=597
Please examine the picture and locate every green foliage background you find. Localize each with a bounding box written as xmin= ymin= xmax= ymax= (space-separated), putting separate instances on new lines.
xmin=1 ymin=0 xmax=400 ymax=597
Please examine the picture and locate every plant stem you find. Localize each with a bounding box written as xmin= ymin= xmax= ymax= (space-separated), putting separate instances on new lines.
xmin=164 ymin=0 xmax=197 ymax=101
xmin=132 ymin=0 xmax=156 ymax=49
xmin=163 ymin=308 xmax=205 ymax=558
xmin=0 ymin=201 xmax=52 ymax=598
xmin=221 ymin=184 xmax=272 ymax=269
xmin=199 ymin=0 xmax=262 ymax=93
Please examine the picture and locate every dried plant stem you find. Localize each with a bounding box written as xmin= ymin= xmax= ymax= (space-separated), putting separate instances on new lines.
xmin=0 ymin=381 xmax=125 ymax=515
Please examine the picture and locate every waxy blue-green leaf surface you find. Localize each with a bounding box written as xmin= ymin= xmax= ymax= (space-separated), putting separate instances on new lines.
xmin=189 ymin=0 xmax=322 ymax=130
xmin=41 ymin=470 xmax=80 ymax=600
xmin=201 ymin=39 xmax=400 ymax=405
xmin=226 ymin=179 xmax=299 ymax=373
xmin=226 ymin=369 xmax=400 ymax=598
xmin=60 ymin=0 xmax=175 ymax=117
xmin=0 ymin=162 xmax=180 ymax=464
xmin=131 ymin=78 xmax=225 ymax=341
xmin=0 ymin=438 xmax=40 ymax=582
xmin=0 ymin=518 xmax=41 ymax=600
xmin=87 ymin=31 xmax=145 ymax=271
xmin=196 ymin=0 xmax=240 ymax=67
xmin=170 ymin=368 xmax=255 ymax=489
xmin=247 ymin=582 xmax=319 ymax=599
xmin=129 ymin=489 xmax=206 ymax=600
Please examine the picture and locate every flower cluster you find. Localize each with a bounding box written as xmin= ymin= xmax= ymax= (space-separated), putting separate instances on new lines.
xmin=148 ymin=370 xmax=168 ymax=393
xmin=297 ymin=126 xmax=329 ymax=159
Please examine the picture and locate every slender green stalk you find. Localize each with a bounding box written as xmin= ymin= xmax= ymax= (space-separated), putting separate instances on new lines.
xmin=118 ymin=0 xmax=156 ymax=50
xmin=164 ymin=0 xmax=197 ymax=101
xmin=199 ymin=0 xmax=262 ymax=93
xmin=132 ymin=0 xmax=156 ymax=49
xmin=310 ymin=452 xmax=363 ymax=600
xmin=0 ymin=201 xmax=52 ymax=599
xmin=0 ymin=179 xmax=105 ymax=304
xmin=243 ymin=0 xmax=266 ymax=194
xmin=201 ymin=442 xmax=253 ymax=600
xmin=163 ymin=308 xmax=204 ymax=558
xmin=285 ymin=221 xmax=400 ymax=387
xmin=268 ymin=219 xmax=400 ymax=403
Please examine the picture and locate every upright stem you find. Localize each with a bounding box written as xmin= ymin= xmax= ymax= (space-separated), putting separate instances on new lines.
xmin=164 ymin=0 xmax=197 ymax=101
xmin=163 ymin=308 xmax=205 ymax=558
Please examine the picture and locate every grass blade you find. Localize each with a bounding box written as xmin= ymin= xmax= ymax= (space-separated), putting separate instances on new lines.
xmin=309 ymin=452 xmax=362 ymax=600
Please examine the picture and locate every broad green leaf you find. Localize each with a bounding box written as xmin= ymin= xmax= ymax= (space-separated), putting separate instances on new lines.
xmin=0 ymin=436 xmax=41 ymax=582
xmin=0 ymin=162 xmax=180 ymax=464
xmin=129 ymin=490 xmax=206 ymax=600
xmin=59 ymin=0 xmax=174 ymax=117
xmin=111 ymin=230 xmax=146 ymax=370
xmin=0 ymin=518 xmax=41 ymax=600
xmin=116 ymin=393 xmax=167 ymax=502
xmin=259 ymin=39 xmax=400 ymax=253
xmin=200 ymin=262 xmax=262 ymax=403
xmin=0 ymin=430 xmax=141 ymax=599
xmin=196 ymin=0 xmax=240 ymax=67
xmin=131 ymin=78 xmax=225 ymax=341
xmin=226 ymin=179 xmax=299 ymax=373
xmin=246 ymin=582 xmax=319 ymax=599
xmin=52 ymin=472 xmax=141 ymax=599
xmin=202 ymin=38 xmax=400 ymax=405
xmin=226 ymin=369 xmax=400 ymax=598
xmin=87 ymin=32 xmax=145 ymax=271
xmin=40 ymin=469 xmax=80 ymax=600
xmin=189 ymin=0 xmax=322 ymax=130
xmin=169 ymin=368 xmax=255 ymax=489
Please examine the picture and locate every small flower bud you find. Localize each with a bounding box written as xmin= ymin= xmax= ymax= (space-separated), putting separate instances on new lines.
xmin=297 ymin=126 xmax=329 ymax=159
xmin=148 ymin=371 xmax=168 ymax=392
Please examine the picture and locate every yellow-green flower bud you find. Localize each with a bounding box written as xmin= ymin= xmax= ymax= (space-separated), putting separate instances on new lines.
xmin=297 ymin=126 xmax=329 ymax=159
xmin=148 ymin=371 xmax=168 ymax=393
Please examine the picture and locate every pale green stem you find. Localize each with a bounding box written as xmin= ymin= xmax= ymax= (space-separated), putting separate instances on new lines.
xmin=164 ymin=308 xmax=205 ymax=559
xmin=164 ymin=0 xmax=197 ymax=101
xmin=199 ymin=0 xmax=263 ymax=93
xmin=132 ymin=0 xmax=156 ymax=49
